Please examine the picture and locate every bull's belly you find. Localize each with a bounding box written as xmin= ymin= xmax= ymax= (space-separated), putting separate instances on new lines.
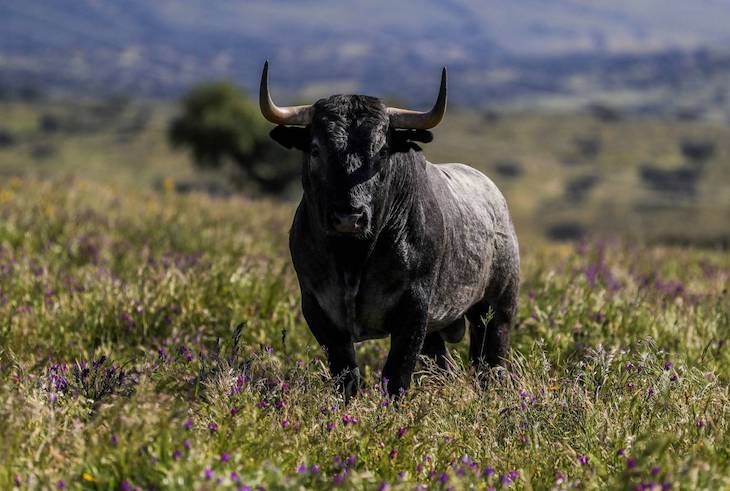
xmin=313 ymin=283 xmax=479 ymax=343
xmin=426 ymin=289 xmax=480 ymax=330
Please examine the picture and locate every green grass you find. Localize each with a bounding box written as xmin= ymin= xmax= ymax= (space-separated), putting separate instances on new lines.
xmin=0 ymin=176 xmax=728 ymax=489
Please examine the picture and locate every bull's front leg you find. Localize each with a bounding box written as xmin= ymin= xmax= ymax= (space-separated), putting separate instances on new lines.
xmin=301 ymin=291 xmax=361 ymax=401
xmin=382 ymin=289 xmax=429 ymax=397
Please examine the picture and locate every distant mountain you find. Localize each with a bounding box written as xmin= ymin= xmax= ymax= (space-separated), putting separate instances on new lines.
xmin=2 ymin=0 xmax=730 ymax=114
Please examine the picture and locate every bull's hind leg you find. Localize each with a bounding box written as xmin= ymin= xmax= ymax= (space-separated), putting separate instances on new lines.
xmin=467 ymin=272 xmax=519 ymax=371
xmin=467 ymin=302 xmax=510 ymax=370
xmin=421 ymin=332 xmax=451 ymax=370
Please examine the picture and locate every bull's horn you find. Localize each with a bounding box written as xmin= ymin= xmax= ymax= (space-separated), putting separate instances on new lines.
xmin=259 ymin=61 xmax=313 ymax=125
xmin=387 ymin=67 xmax=447 ymax=129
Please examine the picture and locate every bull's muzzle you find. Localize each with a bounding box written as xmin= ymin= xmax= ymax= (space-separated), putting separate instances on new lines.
xmin=330 ymin=207 xmax=368 ymax=236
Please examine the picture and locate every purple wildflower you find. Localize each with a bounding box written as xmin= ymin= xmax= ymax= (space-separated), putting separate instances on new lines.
xmin=617 ymin=448 xmax=625 ymax=457
xmin=183 ymin=439 xmax=192 ymax=450
xmin=56 ymin=481 xmax=66 ymax=489
xmin=695 ymin=419 xmax=705 ymax=429
xmin=208 ymin=422 xmax=218 ymax=432
xmin=664 ymin=362 xmax=673 ymax=371
xmin=377 ymin=482 xmax=389 ymax=491
xmin=438 ymin=473 xmax=449 ymax=484
xmin=183 ymin=419 xmax=193 ymax=430
xmin=397 ymin=426 xmax=406 ymax=438
xmin=332 ymin=473 xmax=345 ymax=485
xmin=220 ymin=452 xmax=230 ymax=463
xmin=119 ymin=482 xmax=132 ymax=491
xmin=483 ymin=467 xmax=495 ymax=477
xmin=326 ymin=422 xmax=335 ymax=431
xmin=627 ymin=458 xmax=637 ymax=469
xmin=172 ymin=449 xmax=181 ymax=461
xmin=310 ymin=464 xmax=320 ymax=474
xmin=282 ymin=419 xmax=290 ymax=429
xmin=111 ymin=434 xmax=118 ymax=445
xmin=646 ymin=387 xmax=655 ymax=398
xmin=389 ymin=448 xmax=398 ymax=459
xmin=651 ymin=466 xmax=661 ymax=476
xmin=204 ymin=468 xmax=214 ymax=480
xmin=230 ymin=471 xmax=240 ymax=482
xmin=578 ymin=454 xmax=589 ymax=465
xmin=297 ymin=464 xmax=308 ymax=474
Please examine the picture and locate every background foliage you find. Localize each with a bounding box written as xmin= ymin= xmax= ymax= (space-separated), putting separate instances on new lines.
xmin=168 ymin=82 xmax=300 ymax=194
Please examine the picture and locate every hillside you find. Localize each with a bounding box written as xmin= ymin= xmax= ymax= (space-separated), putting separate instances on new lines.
xmin=3 ymin=1 xmax=730 ymax=117
xmin=1 ymin=98 xmax=729 ymax=246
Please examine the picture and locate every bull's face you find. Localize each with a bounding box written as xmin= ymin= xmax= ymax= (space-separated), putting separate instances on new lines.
xmin=302 ymin=96 xmax=390 ymax=239
xmin=260 ymin=62 xmax=447 ymax=240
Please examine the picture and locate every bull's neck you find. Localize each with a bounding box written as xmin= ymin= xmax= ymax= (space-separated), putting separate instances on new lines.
xmin=382 ymin=149 xmax=425 ymax=236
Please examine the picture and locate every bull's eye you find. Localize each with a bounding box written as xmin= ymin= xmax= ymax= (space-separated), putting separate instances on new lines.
xmin=310 ymin=144 xmax=320 ymax=158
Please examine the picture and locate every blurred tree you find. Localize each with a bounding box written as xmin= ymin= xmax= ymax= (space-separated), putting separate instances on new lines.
xmin=169 ymin=82 xmax=299 ymax=194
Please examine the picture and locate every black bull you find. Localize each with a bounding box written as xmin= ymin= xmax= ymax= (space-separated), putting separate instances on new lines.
xmin=261 ymin=63 xmax=520 ymax=398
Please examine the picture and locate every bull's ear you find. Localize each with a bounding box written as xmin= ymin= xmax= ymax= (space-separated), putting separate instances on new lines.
xmin=269 ymin=125 xmax=310 ymax=151
xmin=391 ymin=129 xmax=433 ymax=152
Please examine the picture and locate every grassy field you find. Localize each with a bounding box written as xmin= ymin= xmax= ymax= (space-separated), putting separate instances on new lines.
xmin=1 ymin=98 xmax=729 ymax=489
xmin=0 ymin=175 xmax=728 ymax=490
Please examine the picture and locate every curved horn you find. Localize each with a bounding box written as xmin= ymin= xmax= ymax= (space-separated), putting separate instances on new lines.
xmin=259 ymin=60 xmax=313 ymax=125
xmin=387 ymin=67 xmax=447 ymax=129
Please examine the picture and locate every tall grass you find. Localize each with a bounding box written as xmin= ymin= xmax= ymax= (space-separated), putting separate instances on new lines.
xmin=1 ymin=177 xmax=728 ymax=489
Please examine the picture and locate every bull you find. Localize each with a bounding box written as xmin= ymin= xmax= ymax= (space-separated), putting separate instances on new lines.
xmin=259 ymin=61 xmax=520 ymax=398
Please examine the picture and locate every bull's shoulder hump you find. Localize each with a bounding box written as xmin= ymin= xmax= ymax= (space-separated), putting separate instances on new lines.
xmin=426 ymin=162 xmax=504 ymax=200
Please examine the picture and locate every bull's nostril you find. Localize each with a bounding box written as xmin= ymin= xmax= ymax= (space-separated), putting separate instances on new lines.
xmin=331 ymin=209 xmax=366 ymax=234
xmin=355 ymin=213 xmax=366 ymax=227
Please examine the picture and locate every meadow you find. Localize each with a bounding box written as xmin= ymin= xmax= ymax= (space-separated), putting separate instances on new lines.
xmin=0 ymin=100 xmax=729 ymax=489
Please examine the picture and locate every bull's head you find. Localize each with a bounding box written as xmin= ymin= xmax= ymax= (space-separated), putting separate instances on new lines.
xmin=260 ymin=61 xmax=446 ymax=240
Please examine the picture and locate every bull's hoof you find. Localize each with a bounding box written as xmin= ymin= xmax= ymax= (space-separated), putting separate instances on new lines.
xmin=341 ymin=367 xmax=361 ymax=403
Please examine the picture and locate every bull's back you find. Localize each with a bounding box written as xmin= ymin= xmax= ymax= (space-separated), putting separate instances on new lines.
xmin=424 ymin=162 xmax=511 ymax=327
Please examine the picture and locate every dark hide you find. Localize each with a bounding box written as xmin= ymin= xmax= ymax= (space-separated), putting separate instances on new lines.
xmin=278 ymin=95 xmax=520 ymax=398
